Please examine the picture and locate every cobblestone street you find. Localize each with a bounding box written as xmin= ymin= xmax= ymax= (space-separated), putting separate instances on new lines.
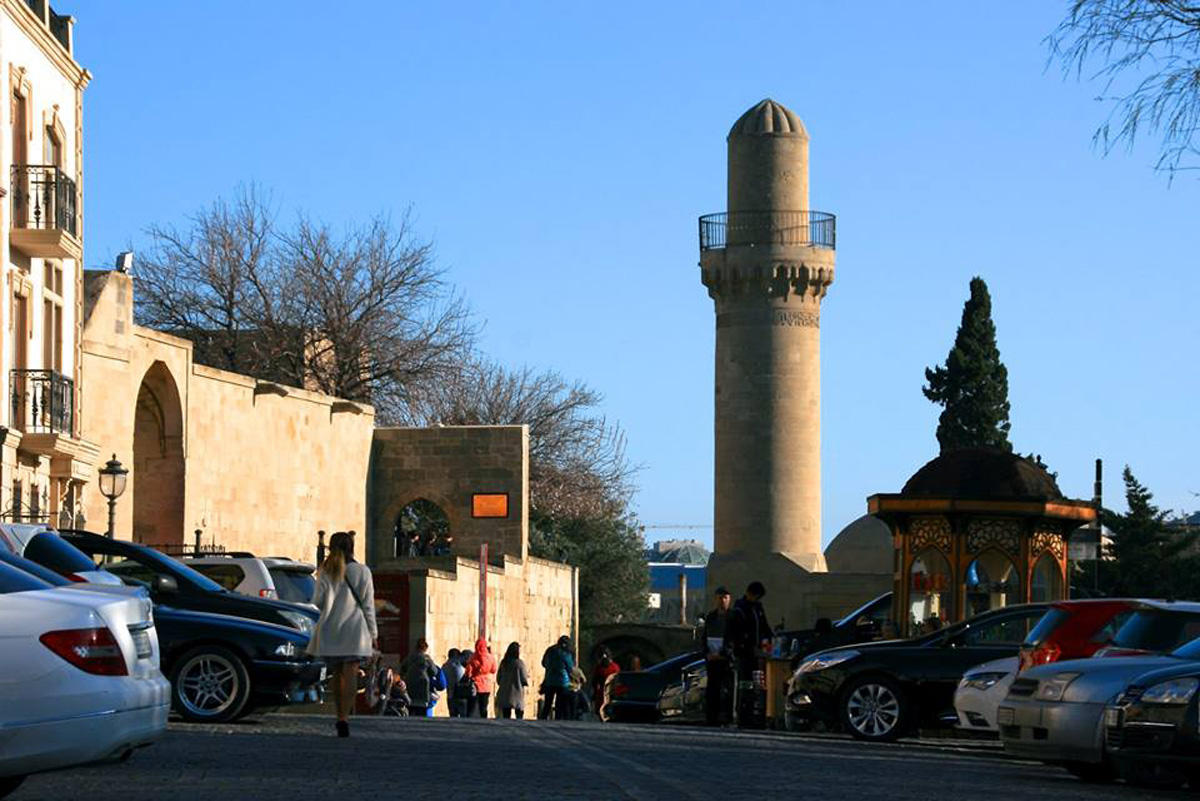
xmin=10 ymin=715 xmax=1183 ymax=800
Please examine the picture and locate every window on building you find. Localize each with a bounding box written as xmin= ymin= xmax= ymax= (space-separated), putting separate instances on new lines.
xmin=10 ymin=479 xmax=22 ymax=519
xmin=42 ymin=261 xmax=63 ymax=373
xmin=11 ymin=90 xmax=26 ymax=167
xmin=42 ymin=125 xmax=61 ymax=167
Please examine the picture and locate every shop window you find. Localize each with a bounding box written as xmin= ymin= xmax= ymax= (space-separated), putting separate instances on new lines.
xmin=1030 ymin=553 xmax=1062 ymax=603
xmin=966 ymin=549 xmax=1020 ymax=616
xmin=909 ymin=549 xmax=951 ymax=634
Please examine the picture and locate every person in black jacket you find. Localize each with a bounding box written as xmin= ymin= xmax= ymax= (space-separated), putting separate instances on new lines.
xmin=700 ymin=585 xmax=734 ymax=726
xmin=725 ymin=581 xmax=772 ymax=727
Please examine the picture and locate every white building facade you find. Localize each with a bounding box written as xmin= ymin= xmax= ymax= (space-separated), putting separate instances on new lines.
xmin=0 ymin=0 xmax=96 ymax=526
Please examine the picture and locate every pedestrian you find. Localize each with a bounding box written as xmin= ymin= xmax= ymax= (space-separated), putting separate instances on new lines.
xmin=307 ymin=530 xmax=377 ymax=738
xmin=569 ymin=663 xmax=590 ymax=719
xmin=495 ymin=642 xmax=530 ymax=719
xmin=700 ymin=585 xmax=733 ymax=726
xmin=442 ymin=648 xmax=466 ymax=717
xmin=400 ymin=638 xmax=441 ymax=717
xmin=590 ymin=648 xmax=620 ymax=714
xmin=540 ymin=635 xmax=574 ymax=720
xmin=464 ymin=638 xmax=498 ymax=718
xmin=726 ymin=581 xmax=773 ymax=728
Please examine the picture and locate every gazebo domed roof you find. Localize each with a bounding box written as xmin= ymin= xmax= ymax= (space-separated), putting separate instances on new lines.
xmin=901 ymin=448 xmax=1063 ymax=501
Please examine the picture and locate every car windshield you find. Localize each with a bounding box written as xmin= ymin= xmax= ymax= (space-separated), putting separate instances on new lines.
xmin=835 ymin=593 xmax=891 ymax=628
xmin=1112 ymin=609 xmax=1200 ymax=653
xmin=1024 ymin=608 xmax=1069 ymax=646
xmin=0 ymin=560 xmax=53 ymax=593
xmin=1171 ymin=637 xmax=1200 ymax=660
xmin=0 ymin=548 xmax=70 ymax=586
xmin=268 ymin=567 xmax=315 ymax=603
xmin=646 ymin=651 xmax=703 ymax=673
xmin=24 ymin=533 xmax=101 ymax=576
xmin=74 ymin=538 xmax=226 ymax=593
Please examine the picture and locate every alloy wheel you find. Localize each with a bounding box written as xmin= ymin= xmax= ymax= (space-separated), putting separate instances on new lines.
xmin=846 ymin=682 xmax=901 ymax=738
xmin=177 ymin=653 xmax=240 ymax=718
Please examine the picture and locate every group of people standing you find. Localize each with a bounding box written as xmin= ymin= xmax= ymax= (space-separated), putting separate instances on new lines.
xmin=699 ymin=581 xmax=773 ymax=727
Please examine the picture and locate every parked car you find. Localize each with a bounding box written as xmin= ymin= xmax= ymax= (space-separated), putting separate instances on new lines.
xmin=0 ymin=523 xmax=122 ymax=585
xmin=602 ymin=651 xmax=703 ymax=723
xmin=657 ymin=658 xmax=707 ymax=724
xmin=57 ymin=530 xmax=317 ymax=634
xmin=789 ymin=603 xmax=1049 ymax=741
xmin=0 ymin=560 xmax=170 ymax=799
xmin=1105 ymin=660 xmax=1200 ymax=789
xmin=999 ymin=600 xmax=1200 ymax=782
xmin=777 ymin=593 xmax=894 ymax=660
xmin=184 ymin=553 xmax=317 ymax=605
xmin=954 ymin=599 xmax=1140 ymax=733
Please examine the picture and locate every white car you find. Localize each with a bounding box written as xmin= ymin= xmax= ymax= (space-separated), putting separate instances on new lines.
xmin=0 ymin=560 xmax=170 ymax=798
xmin=954 ymin=656 xmax=1018 ymax=733
xmin=184 ymin=554 xmax=317 ymax=605
xmin=0 ymin=523 xmax=122 ymax=585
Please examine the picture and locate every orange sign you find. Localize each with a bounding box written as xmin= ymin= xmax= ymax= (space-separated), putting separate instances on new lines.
xmin=472 ymin=493 xmax=509 ymax=519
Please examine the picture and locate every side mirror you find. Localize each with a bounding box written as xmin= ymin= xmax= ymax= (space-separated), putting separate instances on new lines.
xmin=154 ymin=574 xmax=179 ymax=595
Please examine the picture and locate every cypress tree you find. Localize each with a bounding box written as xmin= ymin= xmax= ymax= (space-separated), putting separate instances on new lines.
xmin=923 ymin=277 xmax=1012 ymax=453
xmin=1097 ymin=467 xmax=1197 ymax=598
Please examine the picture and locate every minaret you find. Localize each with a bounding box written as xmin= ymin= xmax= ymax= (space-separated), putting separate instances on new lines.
xmin=700 ymin=99 xmax=835 ymax=582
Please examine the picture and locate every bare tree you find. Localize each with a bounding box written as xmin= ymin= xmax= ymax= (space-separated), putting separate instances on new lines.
xmin=135 ymin=188 xmax=474 ymax=412
xmin=1049 ymin=0 xmax=1200 ymax=175
xmin=399 ymin=359 xmax=635 ymax=518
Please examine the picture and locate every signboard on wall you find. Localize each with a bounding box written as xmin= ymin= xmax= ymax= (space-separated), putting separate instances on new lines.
xmin=472 ymin=493 xmax=509 ymax=518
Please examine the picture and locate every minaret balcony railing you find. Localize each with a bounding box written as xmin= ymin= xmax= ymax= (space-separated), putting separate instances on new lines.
xmin=699 ymin=210 xmax=836 ymax=252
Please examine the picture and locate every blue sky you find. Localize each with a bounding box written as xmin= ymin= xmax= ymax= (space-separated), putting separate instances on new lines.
xmin=74 ymin=2 xmax=1199 ymax=548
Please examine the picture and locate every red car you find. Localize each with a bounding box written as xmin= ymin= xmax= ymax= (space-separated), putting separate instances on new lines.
xmin=1018 ymin=599 xmax=1140 ymax=671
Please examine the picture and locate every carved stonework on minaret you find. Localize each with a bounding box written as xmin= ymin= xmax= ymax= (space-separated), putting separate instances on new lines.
xmin=700 ymin=99 xmax=838 ymax=574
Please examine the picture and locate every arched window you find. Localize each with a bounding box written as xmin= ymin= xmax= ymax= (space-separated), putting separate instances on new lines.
xmin=909 ymin=549 xmax=951 ymax=634
xmin=966 ymin=549 xmax=1020 ymax=616
xmin=1030 ymin=553 xmax=1062 ymax=603
xmin=394 ymin=498 xmax=450 ymax=558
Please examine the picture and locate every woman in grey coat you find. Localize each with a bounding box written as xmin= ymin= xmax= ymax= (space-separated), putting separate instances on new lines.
xmin=495 ymin=642 xmax=530 ymax=719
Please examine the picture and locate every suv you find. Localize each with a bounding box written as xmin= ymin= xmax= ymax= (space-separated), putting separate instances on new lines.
xmin=184 ymin=554 xmax=317 ymax=606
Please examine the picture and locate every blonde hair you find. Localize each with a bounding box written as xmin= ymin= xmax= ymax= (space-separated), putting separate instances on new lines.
xmin=321 ymin=531 xmax=354 ymax=583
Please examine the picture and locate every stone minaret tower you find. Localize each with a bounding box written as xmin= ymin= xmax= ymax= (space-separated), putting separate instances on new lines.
xmin=700 ymin=99 xmax=836 ymax=587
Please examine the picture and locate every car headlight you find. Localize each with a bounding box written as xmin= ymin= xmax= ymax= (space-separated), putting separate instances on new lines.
xmin=797 ymin=650 xmax=860 ymax=674
xmin=1036 ymin=672 xmax=1082 ymax=702
xmin=1141 ymin=677 xmax=1200 ymax=705
xmin=959 ymin=671 xmax=1009 ymax=691
xmin=273 ymin=642 xmax=298 ymax=658
xmin=279 ymin=610 xmax=314 ymax=634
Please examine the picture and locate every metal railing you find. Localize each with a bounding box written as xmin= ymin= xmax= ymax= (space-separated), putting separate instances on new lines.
xmin=11 ymin=165 xmax=77 ymax=235
xmin=698 ymin=210 xmax=836 ymax=251
xmin=11 ymin=369 xmax=73 ymax=435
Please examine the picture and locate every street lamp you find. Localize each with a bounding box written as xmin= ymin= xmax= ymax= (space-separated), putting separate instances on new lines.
xmin=97 ymin=454 xmax=128 ymax=539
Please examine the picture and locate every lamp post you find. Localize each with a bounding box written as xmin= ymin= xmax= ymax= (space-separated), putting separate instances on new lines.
xmin=97 ymin=454 xmax=128 ymax=539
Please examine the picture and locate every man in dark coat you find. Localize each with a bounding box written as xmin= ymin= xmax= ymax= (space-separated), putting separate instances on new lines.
xmin=700 ymin=585 xmax=733 ymax=726
xmin=725 ymin=581 xmax=772 ymax=727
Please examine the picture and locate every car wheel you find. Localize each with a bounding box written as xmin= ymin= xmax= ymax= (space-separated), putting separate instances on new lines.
xmin=0 ymin=776 xmax=26 ymax=799
xmin=1063 ymin=760 xmax=1117 ymax=784
xmin=840 ymin=677 xmax=907 ymax=742
xmin=171 ymin=645 xmax=251 ymax=723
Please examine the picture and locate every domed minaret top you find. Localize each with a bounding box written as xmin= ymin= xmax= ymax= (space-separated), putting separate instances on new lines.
xmin=728 ymin=98 xmax=809 ymax=139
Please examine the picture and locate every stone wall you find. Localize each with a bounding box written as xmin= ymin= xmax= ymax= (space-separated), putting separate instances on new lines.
xmin=376 ymin=554 xmax=577 ymax=717
xmin=368 ymin=426 xmax=528 ymax=564
xmin=79 ymin=270 xmax=375 ymax=561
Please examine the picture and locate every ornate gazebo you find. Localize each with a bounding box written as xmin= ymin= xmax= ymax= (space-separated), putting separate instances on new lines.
xmin=867 ymin=449 xmax=1097 ymax=636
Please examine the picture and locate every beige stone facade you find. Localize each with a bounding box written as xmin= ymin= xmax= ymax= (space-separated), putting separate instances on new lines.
xmin=369 ymin=425 xmax=577 ymax=716
xmin=79 ymin=270 xmax=375 ymax=560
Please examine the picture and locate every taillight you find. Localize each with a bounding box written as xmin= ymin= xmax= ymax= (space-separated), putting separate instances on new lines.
xmin=66 ymin=573 xmax=88 ymax=582
xmin=259 ymin=588 xmax=277 ymax=599
xmin=1033 ymin=642 xmax=1061 ymax=667
xmin=39 ymin=627 xmax=128 ymax=675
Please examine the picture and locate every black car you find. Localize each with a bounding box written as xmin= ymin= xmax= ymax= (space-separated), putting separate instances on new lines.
xmin=778 ymin=593 xmax=895 ymax=662
xmin=1105 ymin=654 xmax=1200 ymax=789
xmin=2 ymin=550 xmax=324 ymax=723
xmin=603 ymin=651 xmax=703 ymax=723
xmin=790 ymin=603 xmax=1049 ymax=741
xmin=58 ymin=530 xmax=318 ymax=635
xmin=657 ymin=658 xmax=707 ymax=724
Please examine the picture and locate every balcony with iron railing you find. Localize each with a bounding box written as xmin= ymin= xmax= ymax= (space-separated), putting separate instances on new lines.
xmin=11 ymin=369 xmax=74 ymax=437
xmin=698 ymin=210 xmax=836 ymax=252
xmin=10 ymin=165 xmax=80 ymax=260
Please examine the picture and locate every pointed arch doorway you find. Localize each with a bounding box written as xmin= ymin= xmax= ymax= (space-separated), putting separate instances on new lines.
xmin=132 ymin=362 xmax=185 ymax=546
